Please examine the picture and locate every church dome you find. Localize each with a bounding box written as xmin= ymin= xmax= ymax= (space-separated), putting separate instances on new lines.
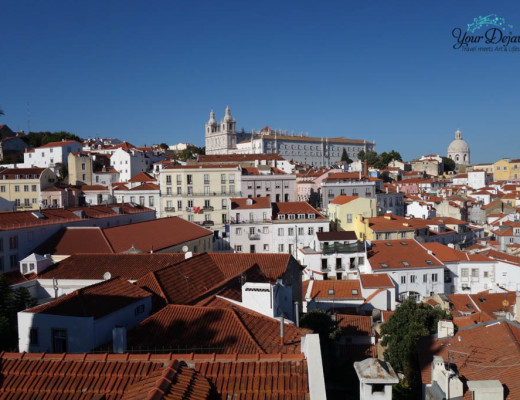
xmin=447 ymin=129 xmax=470 ymax=165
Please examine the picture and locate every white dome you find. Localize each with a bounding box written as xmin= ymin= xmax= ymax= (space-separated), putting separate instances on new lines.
xmin=448 ymin=138 xmax=469 ymax=153
xmin=447 ymin=129 xmax=470 ymax=165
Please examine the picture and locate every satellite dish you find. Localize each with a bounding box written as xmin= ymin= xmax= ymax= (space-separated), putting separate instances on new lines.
xmin=103 ymin=272 xmax=112 ymax=281
xmin=182 ymin=245 xmax=189 ymax=252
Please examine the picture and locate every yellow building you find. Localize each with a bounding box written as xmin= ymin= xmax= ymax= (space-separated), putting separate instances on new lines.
xmin=327 ymin=195 xmax=377 ymax=239
xmin=160 ymin=164 xmax=240 ymax=231
xmin=493 ymin=158 xmax=520 ymax=181
xmin=0 ymin=167 xmax=57 ymax=210
xmin=68 ymin=152 xmax=93 ymax=185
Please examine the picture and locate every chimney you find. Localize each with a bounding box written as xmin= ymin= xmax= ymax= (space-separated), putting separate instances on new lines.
xmin=294 ymin=302 xmax=300 ymax=327
xmin=112 ymin=326 xmax=127 ymax=353
xmin=437 ymin=320 xmax=454 ymax=339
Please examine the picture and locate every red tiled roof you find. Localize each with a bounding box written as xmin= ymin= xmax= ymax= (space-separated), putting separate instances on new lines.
xmin=127 ymin=182 xmax=160 ymax=191
xmin=37 ymin=140 xmax=81 ymax=148
xmin=359 ymin=273 xmax=394 ymax=288
xmin=367 ymin=214 xmax=426 ymax=232
xmin=381 ymin=311 xmax=394 ymax=322
xmin=0 ymin=203 xmax=152 ymax=231
xmin=231 ymin=196 xmax=271 ymax=210
xmin=242 ymin=167 xmax=260 ymax=175
xmin=165 ymin=164 xmax=239 ymax=170
xmin=81 ymin=184 xmax=109 ymax=191
xmin=0 ymin=167 xmax=46 ymax=178
xmin=453 ymin=311 xmax=494 ymax=328
xmin=316 ymin=231 xmax=358 ymax=241
xmin=128 ymin=171 xmax=156 ymax=182
xmin=329 ymin=195 xmax=360 ymax=205
xmin=126 ymin=303 xmax=309 ymax=354
xmin=368 ymin=239 xmax=443 ymax=270
xmin=336 ymin=314 xmax=372 ymax=336
xmin=418 ymin=320 xmax=520 ymax=398
xmin=272 ymin=202 xmax=325 ymax=219
xmin=27 ymin=277 xmax=150 ymax=319
xmin=39 ymin=253 xmax=187 ymax=280
xmin=303 ymin=280 xmax=363 ymax=300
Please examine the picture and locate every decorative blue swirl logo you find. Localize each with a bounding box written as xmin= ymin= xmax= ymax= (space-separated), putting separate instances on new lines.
xmin=467 ymin=14 xmax=514 ymax=33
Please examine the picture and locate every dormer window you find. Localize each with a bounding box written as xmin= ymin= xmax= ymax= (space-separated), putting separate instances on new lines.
xmin=298 ymin=213 xmax=305 ymax=219
xmin=288 ymin=214 xmax=295 ymax=220
xmin=308 ymin=213 xmax=315 ymax=219
xmin=278 ymin=214 xmax=285 ymax=220
xmin=328 ymin=289 xmax=335 ymax=296
xmin=352 ymin=289 xmax=358 ymax=296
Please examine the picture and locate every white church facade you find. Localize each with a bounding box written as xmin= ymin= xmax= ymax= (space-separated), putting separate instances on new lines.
xmin=205 ymin=107 xmax=375 ymax=167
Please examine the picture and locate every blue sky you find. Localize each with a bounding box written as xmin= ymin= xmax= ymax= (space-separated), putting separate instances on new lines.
xmin=2 ymin=1 xmax=519 ymax=163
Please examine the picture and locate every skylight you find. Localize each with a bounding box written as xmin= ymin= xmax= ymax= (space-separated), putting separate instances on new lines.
xmin=402 ymin=261 xmax=410 ymax=267
xmin=426 ymin=260 xmax=433 ymax=265
xmin=385 ymin=242 xmax=392 ymax=246
xmin=381 ymin=263 xmax=389 ymax=268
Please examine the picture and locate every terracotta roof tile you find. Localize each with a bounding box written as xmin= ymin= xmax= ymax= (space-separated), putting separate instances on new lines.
xmin=418 ymin=320 xmax=520 ymax=398
xmin=27 ymin=277 xmax=151 ymax=318
xmin=303 ymin=280 xmax=363 ymax=300
xmin=37 ymin=140 xmax=81 ymax=148
xmin=329 ymin=195 xmax=360 ymax=205
xmin=368 ymin=239 xmax=443 ymax=270
xmin=359 ymin=273 xmax=394 ymax=288
xmin=126 ymin=303 xmax=308 ymax=354
xmin=197 ymin=154 xmax=286 ymax=163
xmin=39 ymin=253 xmax=187 ymax=280
xmin=316 ymin=231 xmax=358 ymax=241
xmin=336 ymin=314 xmax=372 ymax=336
xmin=128 ymin=172 xmax=156 ymax=182
xmin=231 ymin=196 xmax=271 ymax=210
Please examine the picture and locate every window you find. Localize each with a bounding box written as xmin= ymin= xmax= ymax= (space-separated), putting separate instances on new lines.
xmin=30 ymin=328 xmax=39 ymax=346
xmin=278 ymin=228 xmax=284 ymax=236
xmin=187 ymin=187 xmax=193 ymax=195
xmin=186 ymin=175 xmax=193 ymax=185
xmin=204 ymin=186 xmax=210 ymax=195
xmin=166 ymin=187 xmax=172 ymax=195
xmin=221 ymin=174 xmax=226 ymax=184
xmin=81 ymin=163 xmax=86 ymax=171
xmin=9 ymin=255 xmax=18 ymax=268
xmin=188 ymin=215 xmax=194 ymax=222
xmin=423 ymin=274 xmax=427 ymax=283
xmin=139 ymin=196 xmax=145 ymax=206
xmin=222 ymin=199 xmax=227 ymax=209
xmin=221 ymin=186 xmax=226 ymax=194
xmin=134 ymin=304 xmax=145 ymax=315
xmin=263 ymin=227 xmax=269 ymax=234
xmin=263 ymin=244 xmax=269 ymax=251
xmin=288 ymin=228 xmax=294 ymax=236
xmin=52 ymin=329 xmax=67 ymax=353
xmin=0 ymin=186 xmax=4 ymax=192
xmin=229 ymin=174 xmax=235 ymax=183
xmin=236 ymin=245 xmax=242 ymax=252
xmin=484 ymin=271 xmax=489 ymax=278
xmin=410 ymin=275 xmax=416 ymax=283
xmin=347 ymin=214 xmax=352 ymax=223
xmin=9 ymin=236 xmax=18 ymax=250
xmin=187 ymin=200 xmax=193 ymax=208
xmin=166 ymin=175 xmax=172 ymax=184
xmin=401 ymin=276 xmax=406 ymax=284
xmin=236 ymin=228 xmax=242 ymax=235
xmin=471 ymin=269 xmax=479 ymax=278
xmin=249 ymin=227 xmax=255 ymax=235
xmin=308 ymin=227 xmax=314 ymax=235
xmin=177 ymin=200 xmax=182 ymax=209
xmin=352 ymin=289 xmax=358 ymax=295
xmin=278 ymin=244 xmax=284 ymax=252
xmin=24 ymin=185 xmax=29 ymax=192
xmin=461 ymin=268 xmax=468 ymax=277
xmin=15 ymin=185 xmax=20 ymax=192
xmin=229 ymin=185 xmax=234 ymax=194
xmin=432 ymin=273 xmax=438 ymax=282
xmin=24 ymin=199 xmax=30 ymax=207
xmin=204 ymin=174 xmax=210 ymax=184
xmin=298 ymin=227 xmax=304 ymax=235
xmin=176 ymin=175 xmax=182 ymax=185
xmin=149 ymin=196 xmax=154 ymax=207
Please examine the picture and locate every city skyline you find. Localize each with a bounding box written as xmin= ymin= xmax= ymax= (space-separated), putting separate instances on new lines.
xmin=2 ymin=0 xmax=520 ymax=163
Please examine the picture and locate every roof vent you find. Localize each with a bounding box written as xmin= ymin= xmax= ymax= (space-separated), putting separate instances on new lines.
xmin=381 ymin=263 xmax=389 ymax=268
xmin=103 ymin=272 xmax=112 ymax=280
xmin=246 ymin=198 xmax=254 ymax=205
xmin=328 ymin=289 xmax=335 ymax=296
xmin=185 ymin=251 xmax=193 ymax=259
xmin=31 ymin=211 xmax=46 ymax=219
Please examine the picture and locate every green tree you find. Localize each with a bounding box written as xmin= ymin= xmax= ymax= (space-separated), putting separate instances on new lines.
xmin=380 ymin=299 xmax=451 ymax=392
xmin=159 ymin=143 xmax=169 ymax=150
xmin=341 ymin=148 xmax=352 ymax=164
xmin=300 ymin=308 xmax=342 ymax=342
xmin=0 ymin=275 xmax=37 ymax=351
xmin=22 ymin=131 xmax=83 ymax=148
xmin=442 ymin=157 xmax=456 ymax=173
xmin=55 ymin=162 xmax=68 ymax=182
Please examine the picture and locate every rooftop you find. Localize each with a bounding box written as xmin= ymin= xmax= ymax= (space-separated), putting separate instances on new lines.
xmin=368 ymin=239 xmax=443 ymax=270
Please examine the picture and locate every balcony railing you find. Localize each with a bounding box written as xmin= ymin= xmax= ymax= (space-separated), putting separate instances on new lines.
xmin=230 ymin=218 xmax=272 ymax=225
xmin=248 ymin=233 xmax=261 ymax=240
xmin=164 ymin=207 xmax=176 ymax=212
xmin=203 ymin=206 xmax=214 ymax=211
xmin=202 ymin=220 xmax=214 ymax=226
xmin=162 ymin=191 xmax=241 ymax=198
xmin=321 ymin=242 xmax=365 ymax=254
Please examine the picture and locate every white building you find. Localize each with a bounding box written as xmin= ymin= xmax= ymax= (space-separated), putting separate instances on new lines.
xmin=354 ymin=358 xmax=399 ymax=400
xmin=363 ymin=239 xmax=445 ymax=301
xmin=18 ymin=277 xmax=152 ymax=353
xmin=22 ymin=140 xmax=83 ymax=170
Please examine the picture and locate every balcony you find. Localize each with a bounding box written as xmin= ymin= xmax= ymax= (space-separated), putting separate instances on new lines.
xmin=321 ymin=242 xmax=365 ymax=254
xmin=203 ymin=206 xmax=214 ymax=212
xmin=202 ymin=220 xmax=214 ymax=226
xmin=164 ymin=207 xmax=176 ymax=212
xmin=230 ymin=218 xmax=272 ymax=225
xmin=248 ymin=233 xmax=261 ymax=240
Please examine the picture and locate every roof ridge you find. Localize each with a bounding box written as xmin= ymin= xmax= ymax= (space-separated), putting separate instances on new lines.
xmin=228 ymin=307 xmax=267 ymax=354
xmin=100 ymin=227 xmax=116 ymax=254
